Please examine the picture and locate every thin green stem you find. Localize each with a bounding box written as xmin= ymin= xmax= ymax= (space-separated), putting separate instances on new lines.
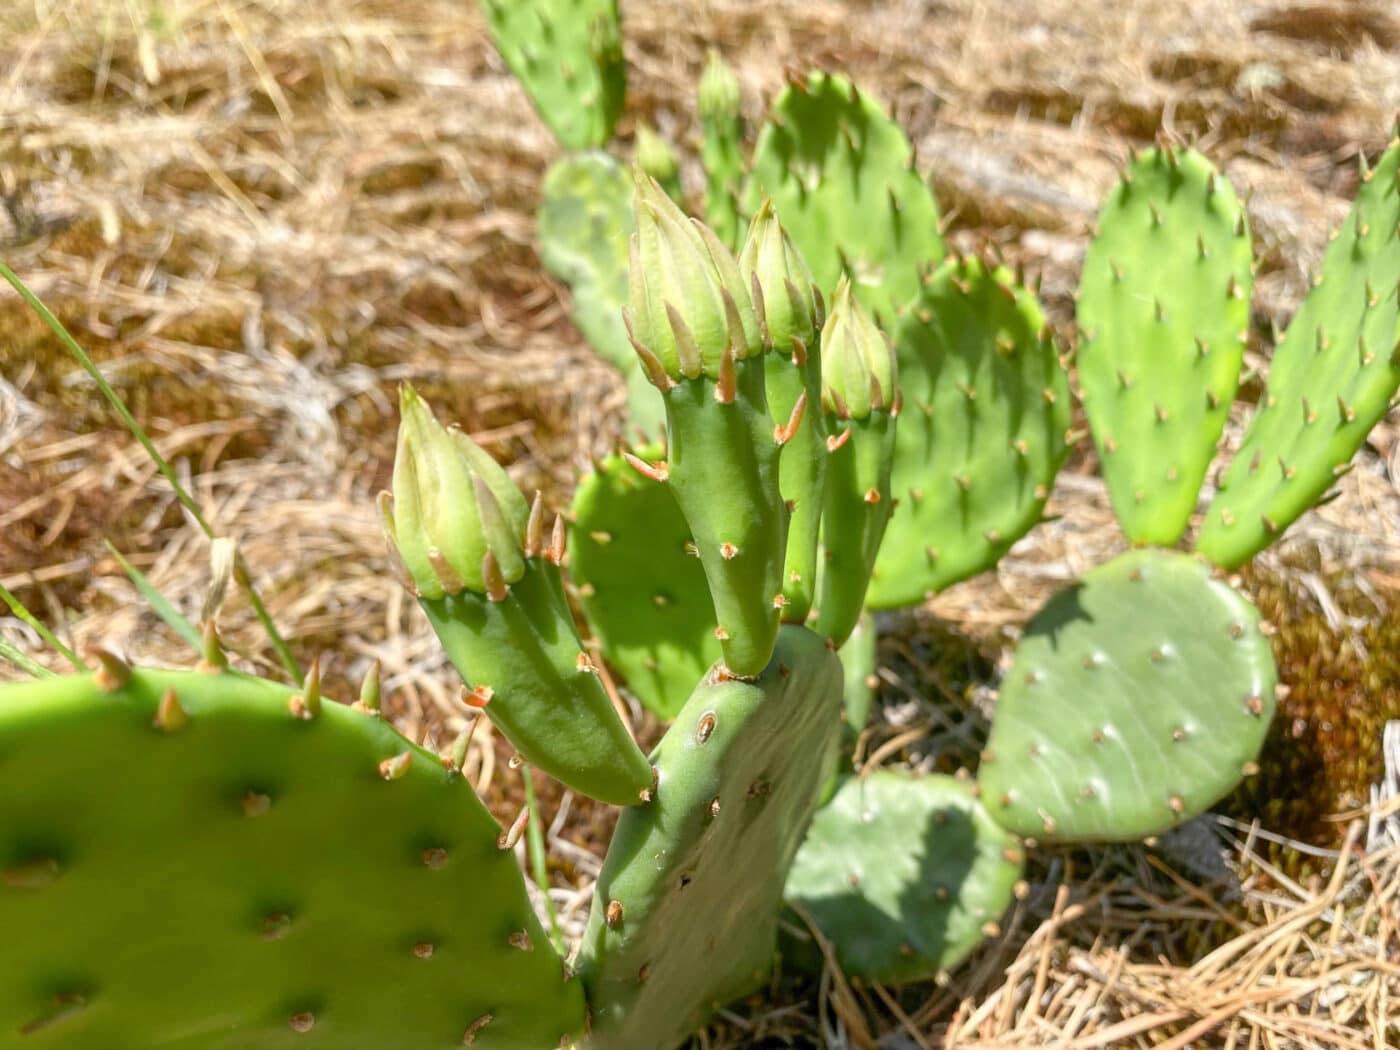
xmin=0 ymin=582 xmax=82 ymax=669
xmin=522 ymin=765 xmax=564 ymax=955
xmin=0 ymin=259 xmax=301 ymax=683
xmin=0 ymin=637 xmax=56 ymax=678
xmin=104 ymin=541 xmax=201 ymax=650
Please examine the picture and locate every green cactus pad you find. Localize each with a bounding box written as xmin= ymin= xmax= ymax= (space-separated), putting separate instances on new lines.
xmin=868 ymin=257 xmax=1070 ymax=609
xmin=537 ymin=153 xmax=663 ymax=438
xmin=423 ymin=560 xmax=656 ymax=807
xmin=569 ymin=446 xmax=719 ymax=719
xmin=1197 ymin=138 xmax=1400 ymax=567
xmin=0 ymin=667 xmax=585 ymax=1048
xmin=1077 ymin=146 xmax=1253 ymax=546
xmin=785 ymin=771 xmax=1023 ymax=985
xmin=482 ymin=0 xmax=624 ymax=151
xmin=745 ymin=72 xmax=944 ymax=319
xmin=980 ymin=549 xmax=1277 ymax=842
xmin=579 ymin=626 xmax=843 ymax=1050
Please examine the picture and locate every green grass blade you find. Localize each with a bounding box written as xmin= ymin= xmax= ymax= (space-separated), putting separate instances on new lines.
xmin=104 ymin=541 xmax=202 ymax=651
xmin=0 ymin=582 xmax=82 ymax=669
xmin=522 ymin=765 xmax=565 ymax=955
xmin=0 ymin=637 xmax=57 ymax=678
xmin=0 ymin=259 xmax=301 ymax=684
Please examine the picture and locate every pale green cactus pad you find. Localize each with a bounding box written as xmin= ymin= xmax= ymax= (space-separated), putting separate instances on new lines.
xmin=786 ymin=771 xmax=1024 ymax=985
xmin=537 ymin=153 xmax=663 ymax=439
xmin=980 ymin=549 xmax=1277 ymax=842
xmin=569 ymin=446 xmax=719 ymax=719
xmin=1077 ymin=146 xmax=1253 ymax=546
xmin=482 ymin=0 xmax=625 ymax=151
xmin=579 ymin=626 xmax=843 ymax=1050
xmin=745 ymin=71 xmax=944 ymax=320
xmin=0 ymin=667 xmax=585 ymax=1048
xmin=1197 ymin=137 xmax=1400 ymax=567
xmin=868 ymin=256 xmax=1070 ymax=609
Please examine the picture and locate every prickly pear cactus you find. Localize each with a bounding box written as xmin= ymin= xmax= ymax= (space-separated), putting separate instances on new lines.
xmin=745 ymin=71 xmax=944 ymax=320
xmin=537 ymin=153 xmax=664 ymax=438
xmin=635 ymin=125 xmax=684 ymax=205
xmin=579 ymin=627 xmax=843 ymax=1050
xmin=786 ymin=771 xmax=1024 ymax=985
xmin=0 ymin=665 xmax=585 ymax=1048
xmin=482 ymin=0 xmax=625 ymax=151
xmin=698 ymin=50 xmax=747 ymax=250
xmin=869 ymin=256 xmax=1070 ymax=609
xmin=569 ymin=446 xmax=720 ymax=719
xmin=1197 ymin=137 xmax=1400 ymax=567
xmin=980 ymin=549 xmax=1277 ymax=842
xmin=1077 ymin=146 xmax=1253 ymax=546
xmin=384 ymin=388 xmax=655 ymax=806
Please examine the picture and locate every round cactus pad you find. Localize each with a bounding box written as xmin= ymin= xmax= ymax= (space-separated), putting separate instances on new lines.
xmin=570 ymin=446 xmax=720 ymax=719
xmin=786 ymin=771 xmax=1023 ymax=985
xmin=0 ymin=668 xmax=584 ymax=1048
xmin=579 ymin=626 xmax=843 ymax=1050
xmin=980 ymin=549 xmax=1277 ymax=842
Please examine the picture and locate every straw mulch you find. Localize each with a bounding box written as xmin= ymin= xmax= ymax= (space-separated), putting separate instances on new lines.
xmin=1 ymin=1 xmax=1398 ymax=1046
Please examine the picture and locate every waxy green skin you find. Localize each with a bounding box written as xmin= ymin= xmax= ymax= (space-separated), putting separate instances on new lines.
xmin=1077 ymin=147 xmax=1253 ymax=546
xmin=745 ymin=72 xmax=944 ymax=321
xmin=0 ymin=668 xmax=584 ymax=1048
xmin=786 ymin=772 xmax=1024 ymax=986
xmin=537 ymin=153 xmax=664 ymax=439
xmin=579 ymin=626 xmax=843 ymax=1050
xmin=816 ymin=409 xmax=896 ymax=648
xmin=1197 ymin=138 xmax=1400 ymax=567
xmin=636 ymin=126 xmax=684 ymax=206
xmin=663 ymin=360 xmax=787 ymax=677
xmin=424 ymin=559 xmax=655 ymax=806
xmin=482 ymin=0 xmax=624 ymax=151
xmin=569 ymin=446 xmax=720 ymax=719
xmin=870 ymin=257 xmax=1070 ymax=609
xmin=698 ymin=52 xmax=747 ymax=250
xmin=981 ymin=549 xmax=1277 ymax=842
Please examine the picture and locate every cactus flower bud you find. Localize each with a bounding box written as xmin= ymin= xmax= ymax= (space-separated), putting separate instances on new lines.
xmin=382 ymin=385 xmax=531 ymax=599
xmin=698 ymin=49 xmax=740 ymax=121
xmin=625 ymin=172 xmax=762 ymax=384
xmin=739 ymin=198 xmax=824 ymax=356
xmin=635 ymin=125 xmax=681 ymax=201
xmin=820 ymin=277 xmax=897 ymax=419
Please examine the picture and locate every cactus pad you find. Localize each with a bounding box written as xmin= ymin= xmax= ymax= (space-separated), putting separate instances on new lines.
xmin=579 ymin=626 xmax=843 ymax=1050
xmin=569 ymin=446 xmax=719 ymax=719
xmin=537 ymin=153 xmax=663 ymax=438
xmin=1197 ymin=138 xmax=1400 ymax=567
xmin=980 ymin=549 xmax=1277 ymax=842
xmin=745 ymin=72 xmax=944 ymax=319
xmin=0 ymin=667 xmax=585 ymax=1048
xmin=482 ymin=0 xmax=624 ymax=151
xmin=1077 ymin=146 xmax=1253 ymax=545
xmin=868 ymin=256 xmax=1070 ymax=609
xmin=786 ymin=771 xmax=1023 ymax=985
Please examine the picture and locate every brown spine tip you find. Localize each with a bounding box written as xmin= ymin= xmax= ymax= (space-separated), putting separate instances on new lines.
xmin=625 ymin=311 xmax=677 ymax=392
xmin=623 ymin=451 xmax=670 ymax=483
xmin=719 ymin=542 xmax=739 ymax=560
xmin=575 ymin=651 xmax=597 ymax=673
xmin=464 ymin=684 xmax=494 ymax=709
xmin=153 ymin=688 xmax=190 ymax=732
xmin=197 ymin=620 xmax=229 ymax=673
xmin=547 ymin=514 xmax=567 ymax=566
xmin=243 ymin=791 xmax=272 ymax=818
xmin=379 ymin=750 xmax=413 ymax=781
xmin=427 ymin=547 xmax=466 ymax=594
xmin=355 ymin=659 xmax=382 ymax=714
xmin=289 ymin=1012 xmax=315 ymax=1034
xmin=463 ymin=1013 xmax=494 ymax=1045
xmin=773 ymin=390 xmax=807 ymax=446
xmin=482 ymin=550 xmax=509 ymax=602
xmin=507 ymin=929 xmax=533 ymax=952
xmin=525 ymin=491 xmax=546 ymax=558
xmin=498 ymin=806 xmax=530 ymax=850
xmin=606 ymin=899 xmax=624 ymax=928
xmin=87 ymin=645 xmax=132 ymax=691
xmin=714 ymin=343 xmax=737 ymax=404
xmin=826 ymin=426 xmax=852 ymax=452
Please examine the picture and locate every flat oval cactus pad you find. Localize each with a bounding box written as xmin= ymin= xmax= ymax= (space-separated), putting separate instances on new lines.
xmin=980 ymin=549 xmax=1277 ymax=842
xmin=0 ymin=667 xmax=584 ymax=1049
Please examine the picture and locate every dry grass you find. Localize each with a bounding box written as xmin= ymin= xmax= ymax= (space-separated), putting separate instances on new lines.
xmin=2 ymin=0 xmax=1400 ymax=1046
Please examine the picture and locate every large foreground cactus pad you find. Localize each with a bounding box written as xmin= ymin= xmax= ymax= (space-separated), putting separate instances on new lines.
xmin=980 ymin=550 xmax=1276 ymax=842
xmin=579 ymin=626 xmax=843 ymax=1050
xmin=0 ymin=668 xmax=584 ymax=1048
xmin=786 ymin=771 xmax=1023 ymax=985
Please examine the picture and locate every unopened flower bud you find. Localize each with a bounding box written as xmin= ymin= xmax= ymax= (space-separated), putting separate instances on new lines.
xmin=820 ymin=277 xmax=897 ymax=419
xmin=739 ymin=198 xmax=823 ymax=355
